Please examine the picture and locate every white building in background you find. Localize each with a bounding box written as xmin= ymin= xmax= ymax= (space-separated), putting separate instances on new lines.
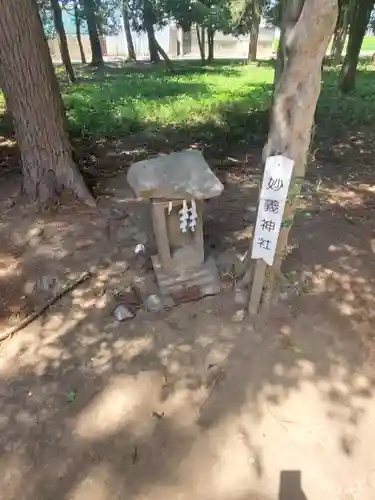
xmin=51 ymin=11 xmax=276 ymax=62
xmin=106 ymin=24 xmax=276 ymax=60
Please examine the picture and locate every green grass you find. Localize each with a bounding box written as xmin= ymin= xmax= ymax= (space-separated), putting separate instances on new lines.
xmin=275 ymin=35 xmax=375 ymax=56
xmin=60 ymin=60 xmax=375 ymax=149
xmin=317 ymin=60 xmax=375 ymax=129
xmin=1 ymin=59 xmax=374 ymax=149
xmin=361 ymin=35 xmax=375 ymax=52
xmin=63 ymin=62 xmax=273 ymax=144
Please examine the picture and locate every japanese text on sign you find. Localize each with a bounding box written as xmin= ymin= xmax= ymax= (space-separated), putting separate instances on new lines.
xmin=251 ymin=155 xmax=294 ymax=266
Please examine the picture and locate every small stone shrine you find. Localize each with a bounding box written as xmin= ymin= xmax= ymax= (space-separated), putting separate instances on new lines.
xmin=127 ymin=150 xmax=224 ymax=303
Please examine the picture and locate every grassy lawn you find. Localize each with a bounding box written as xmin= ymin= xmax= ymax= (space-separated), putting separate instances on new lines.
xmin=63 ymin=62 xmax=273 ymax=145
xmin=0 ymin=59 xmax=374 ymax=152
xmin=361 ymin=35 xmax=375 ymax=52
xmin=60 ymin=60 xmax=375 ymax=150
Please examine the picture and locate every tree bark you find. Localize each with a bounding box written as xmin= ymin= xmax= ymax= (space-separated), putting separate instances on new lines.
xmin=330 ymin=0 xmax=350 ymax=64
xmin=155 ymin=38 xmax=174 ymax=70
xmin=145 ymin=23 xmax=160 ymax=62
xmin=50 ymin=0 xmax=76 ymax=83
xmin=207 ymin=27 xmax=215 ymax=62
xmin=331 ymin=18 xmax=348 ymax=64
xmin=83 ymin=0 xmax=103 ymax=66
xmin=249 ymin=0 xmax=338 ymax=312
xmin=74 ymin=0 xmax=86 ymax=64
xmin=122 ymin=0 xmax=136 ymax=61
xmin=248 ymin=5 xmax=261 ymax=62
xmin=273 ymin=0 xmax=305 ymax=88
xmin=143 ymin=0 xmax=160 ymax=63
xmin=196 ymin=24 xmax=206 ymax=62
xmin=339 ymin=0 xmax=373 ymax=92
xmin=0 ymin=0 xmax=94 ymax=206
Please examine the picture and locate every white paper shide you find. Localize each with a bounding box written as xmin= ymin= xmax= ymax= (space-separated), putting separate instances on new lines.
xmin=251 ymin=155 xmax=294 ymax=266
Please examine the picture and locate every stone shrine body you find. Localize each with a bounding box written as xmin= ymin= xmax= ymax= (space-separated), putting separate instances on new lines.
xmin=127 ymin=150 xmax=224 ymax=303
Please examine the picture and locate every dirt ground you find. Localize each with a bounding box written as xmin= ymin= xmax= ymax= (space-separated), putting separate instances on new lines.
xmin=0 ymin=131 xmax=375 ymax=500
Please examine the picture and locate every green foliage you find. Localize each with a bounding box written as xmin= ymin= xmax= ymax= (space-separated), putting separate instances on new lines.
xmin=262 ymin=0 xmax=282 ymax=27
xmin=228 ymin=0 xmax=264 ymax=35
xmin=37 ymin=0 xmax=56 ymax=38
xmin=60 ymin=0 xmax=121 ymax=36
xmin=56 ymin=60 xmax=375 ymax=145
xmin=163 ymin=0 xmax=232 ymax=32
xmin=128 ymin=0 xmax=169 ymax=32
xmin=361 ymin=35 xmax=375 ymax=51
xmin=63 ymin=62 xmax=272 ymax=139
xmin=95 ymin=0 xmax=122 ymax=35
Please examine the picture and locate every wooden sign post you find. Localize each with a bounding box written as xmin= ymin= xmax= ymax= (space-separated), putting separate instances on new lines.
xmin=248 ymin=155 xmax=294 ymax=314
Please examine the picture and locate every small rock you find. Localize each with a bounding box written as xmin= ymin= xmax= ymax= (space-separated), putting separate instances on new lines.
xmin=144 ymin=294 xmax=163 ymax=312
xmin=113 ymin=304 xmax=134 ymax=322
xmin=76 ymin=239 xmax=93 ymax=250
xmin=200 ymin=282 xmax=221 ymax=296
xmin=132 ymin=274 xmax=162 ymax=311
xmin=24 ymin=281 xmax=36 ymax=295
xmin=28 ymin=226 xmax=44 ymax=239
xmin=37 ymin=276 xmax=56 ymax=292
xmin=134 ymin=243 xmax=146 ymax=256
xmin=231 ymin=309 xmax=245 ymax=322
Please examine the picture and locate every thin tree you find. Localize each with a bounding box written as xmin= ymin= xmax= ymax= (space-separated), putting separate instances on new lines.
xmin=143 ymin=0 xmax=161 ymax=62
xmin=330 ymin=0 xmax=351 ymax=64
xmin=207 ymin=26 xmax=215 ymax=62
xmin=50 ymin=0 xmax=76 ymax=82
xmin=143 ymin=0 xmax=173 ymax=69
xmin=339 ymin=0 xmax=374 ymax=92
xmin=74 ymin=0 xmax=87 ymax=63
xmin=248 ymin=0 xmax=261 ymax=61
xmin=196 ymin=24 xmax=206 ymax=61
xmin=247 ymin=0 xmax=338 ymax=312
xmin=0 ymin=0 xmax=94 ymax=206
xmin=122 ymin=0 xmax=137 ymax=61
xmin=83 ymin=0 xmax=103 ymax=65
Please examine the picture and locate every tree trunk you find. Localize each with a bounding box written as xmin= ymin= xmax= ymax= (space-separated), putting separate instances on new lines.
xmin=196 ymin=24 xmax=206 ymax=62
xmin=339 ymin=0 xmax=373 ymax=92
xmin=331 ymin=0 xmax=350 ymax=64
xmin=207 ymin=27 xmax=215 ymax=62
xmin=50 ymin=0 xmax=76 ymax=83
xmin=145 ymin=23 xmax=160 ymax=62
xmin=74 ymin=0 xmax=86 ymax=64
xmin=248 ymin=0 xmax=338 ymax=312
xmin=273 ymin=0 xmax=305 ymax=88
xmin=248 ymin=7 xmax=261 ymax=62
xmin=331 ymin=18 xmax=348 ymax=64
xmin=0 ymin=0 xmax=94 ymax=206
xmin=122 ymin=0 xmax=136 ymax=61
xmin=155 ymin=38 xmax=174 ymax=70
xmin=143 ymin=0 xmax=160 ymax=63
xmin=83 ymin=0 xmax=103 ymax=66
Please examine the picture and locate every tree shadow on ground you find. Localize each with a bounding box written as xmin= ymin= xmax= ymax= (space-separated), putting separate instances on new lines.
xmin=0 ymin=60 xmax=374 ymax=499
xmin=0 ymin=118 xmax=375 ymax=499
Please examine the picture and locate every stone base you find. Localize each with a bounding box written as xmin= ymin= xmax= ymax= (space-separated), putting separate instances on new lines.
xmin=151 ymin=255 xmax=221 ymax=303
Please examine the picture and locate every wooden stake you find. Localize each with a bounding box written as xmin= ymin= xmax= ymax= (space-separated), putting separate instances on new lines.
xmin=248 ymin=260 xmax=267 ymax=314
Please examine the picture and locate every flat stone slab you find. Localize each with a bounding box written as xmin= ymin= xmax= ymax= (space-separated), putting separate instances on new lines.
xmin=152 ymin=255 xmax=221 ymax=303
xmin=127 ymin=150 xmax=224 ymax=200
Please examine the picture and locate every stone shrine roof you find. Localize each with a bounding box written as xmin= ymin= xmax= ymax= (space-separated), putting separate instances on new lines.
xmin=127 ymin=150 xmax=224 ymax=200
